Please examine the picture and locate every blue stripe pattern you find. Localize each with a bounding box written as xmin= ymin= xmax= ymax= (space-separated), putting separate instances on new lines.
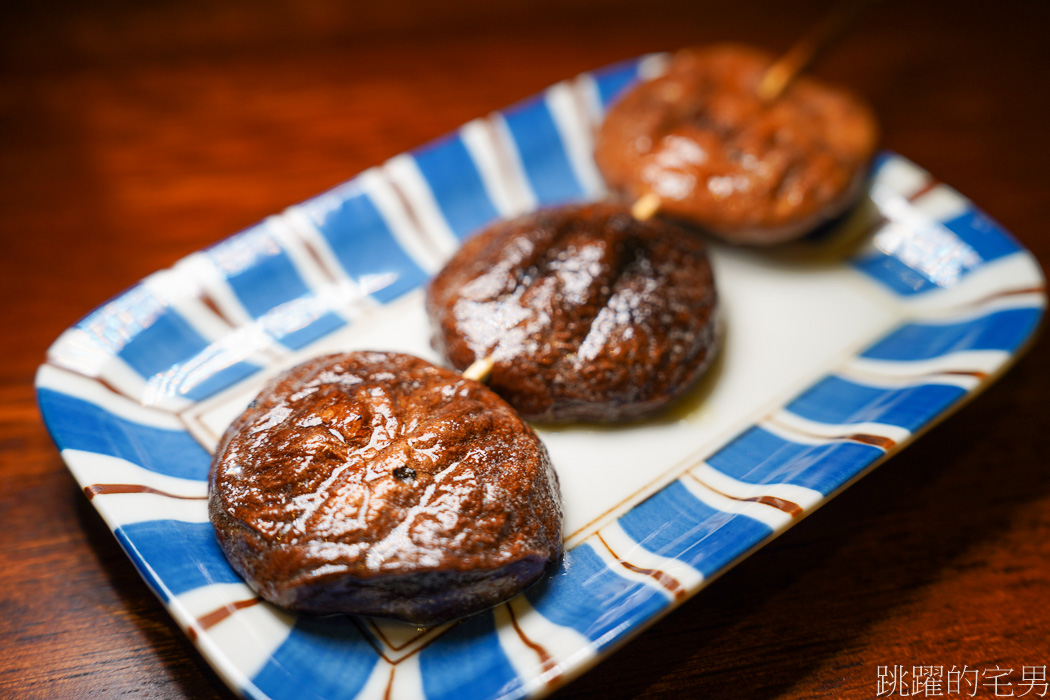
xmin=706 ymin=426 xmax=884 ymax=494
xmin=37 ymin=388 xmax=210 ymax=480
xmin=116 ymin=302 xmax=209 ymax=378
xmin=209 ymin=224 xmax=347 ymax=350
xmin=115 ymin=520 xmax=240 ymax=601
xmin=90 ymin=287 xmax=261 ymax=400
xmin=852 ymin=156 xmax=1028 ymax=296
xmin=786 ymin=376 xmax=965 ymax=431
xmin=419 ymin=612 xmax=523 ymax=700
xmin=37 ymin=49 xmax=1047 ymax=700
xmin=412 ymin=133 xmax=501 ymax=240
xmin=525 ymin=544 xmax=667 ymax=650
xmin=853 ymin=253 xmax=943 ymax=295
xmin=589 ymin=58 xmax=643 ymax=111
xmin=178 ymin=356 xmax=263 ymax=402
xmin=500 ymin=95 xmax=585 ymax=206
xmin=298 ymin=185 xmax=427 ymax=304
xmin=618 ymin=480 xmax=773 ymax=577
xmin=862 ymin=307 xmax=1042 ymax=361
xmin=941 ymin=208 xmax=1022 ymax=263
xmin=251 ymin=616 xmax=378 ymax=700
xmin=271 ymin=311 xmax=347 ymax=351
xmin=213 ymin=225 xmax=311 ymax=319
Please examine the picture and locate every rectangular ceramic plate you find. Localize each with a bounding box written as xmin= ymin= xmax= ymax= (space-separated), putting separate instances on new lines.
xmin=37 ymin=55 xmax=1046 ymax=700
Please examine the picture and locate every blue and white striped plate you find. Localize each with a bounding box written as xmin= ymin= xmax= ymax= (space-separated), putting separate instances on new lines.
xmin=37 ymin=54 xmax=1045 ymax=700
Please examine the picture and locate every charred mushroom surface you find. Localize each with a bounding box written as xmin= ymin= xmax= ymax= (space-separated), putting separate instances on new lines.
xmin=209 ymin=351 xmax=562 ymax=626
xmin=427 ymin=203 xmax=720 ymax=423
xmin=595 ymin=43 xmax=878 ymax=244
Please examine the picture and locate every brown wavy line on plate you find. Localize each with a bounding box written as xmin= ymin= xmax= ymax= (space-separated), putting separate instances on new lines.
xmin=44 ymin=363 xmax=152 ymax=410
xmin=683 ymin=471 xmax=804 ymax=518
xmin=384 ymin=171 xmax=455 ymax=267
xmin=906 ymin=176 xmax=940 ymax=203
xmin=187 ymin=597 xmax=261 ymax=641
xmin=83 ymin=483 xmax=208 ymax=500
xmin=936 ymin=369 xmax=989 ymax=380
xmin=595 ymin=532 xmax=687 ymax=601
xmin=195 ymin=305 xmax=287 ymax=365
xmin=366 ymin=620 xmax=420 ymax=653
xmin=198 ymin=291 xmax=238 ymax=328
xmin=857 ymin=174 xmax=937 ymax=241
xmin=842 ymin=365 xmax=989 ymax=385
xmin=361 ymin=616 xmax=454 ymax=653
xmin=866 ymin=175 xmax=1046 ymax=315
xmin=352 ymin=618 xmax=456 ymax=666
xmin=564 ymin=436 xmax=806 ymax=546
xmin=354 ymin=621 xmax=398 ymax=667
xmin=896 ymin=285 xmax=1047 ymax=326
xmin=476 ymin=115 xmax=536 ymax=215
xmin=177 ymin=281 xmax=313 ymax=365
xmin=44 ymin=360 xmax=227 ymax=457
xmin=196 ymin=292 xmax=292 ymax=363
xmin=294 ymin=229 xmax=344 ymax=287
xmin=506 ymin=600 xmax=560 ymax=683
xmin=46 ymin=343 xmax=269 ymax=422
xmin=762 ymin=414 xmax=897 ymax=451
xmin=963 ymin=285 xmax=1047 ymax=309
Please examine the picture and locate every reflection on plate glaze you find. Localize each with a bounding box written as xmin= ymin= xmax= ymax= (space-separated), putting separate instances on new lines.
xmin=37 ymin=52 xmax=1045 ymax=700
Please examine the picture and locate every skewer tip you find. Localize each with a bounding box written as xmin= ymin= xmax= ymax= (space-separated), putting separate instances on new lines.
xmin=757 ymin=62 xmax=793 ymax=102
xmin=462 ymin=355 xmax=495 ymax=383
xmin=631 ymin=192 xmax=662 ymax=221
xmin=757 ymin=0 xmax=873 ymax=104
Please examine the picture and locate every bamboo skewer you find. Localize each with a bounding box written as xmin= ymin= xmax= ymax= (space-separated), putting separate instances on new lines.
xmin=462 ymin=355 xmax=495 ymax=382
xmin=462 ymin=1 xmax=873 ymax=386
xmin=463 ymin=189 xmax=658 ymax=383
xmin=630 ymin=192 xmax=662 ymax=221
xmin=630 ymin=0 xmax=873 ymax=221
xmin=756 ymin=0 xmax=873 ymax=102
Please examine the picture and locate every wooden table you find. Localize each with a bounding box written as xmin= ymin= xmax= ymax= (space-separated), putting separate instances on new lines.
xmin=2 ymin=1 xmax=1047 ymax=697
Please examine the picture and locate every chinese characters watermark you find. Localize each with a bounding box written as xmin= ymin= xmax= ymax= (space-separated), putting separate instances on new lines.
xmin=877 ymin=665 xmax=1049 ymax=697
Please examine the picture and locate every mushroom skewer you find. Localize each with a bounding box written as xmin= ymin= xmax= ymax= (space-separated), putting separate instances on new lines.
xmin=431 ymin=204 xmax=719 ymax=423
xmin=462 ymin=354 xmax=496 ymax=382
xmin=603 ymin=0 xmax=878 ymax=238
xmin=209 ymin=352 xmax=562 ymax=626
xmin=461 ymin=194 xmax=666 ymax=385
xmin=456 ymin=2 xmax=877 ymax=392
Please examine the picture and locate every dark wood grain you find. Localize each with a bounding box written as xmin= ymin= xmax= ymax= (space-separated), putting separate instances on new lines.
xmin=2 ymin=1 xmax=1047 ymax=698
